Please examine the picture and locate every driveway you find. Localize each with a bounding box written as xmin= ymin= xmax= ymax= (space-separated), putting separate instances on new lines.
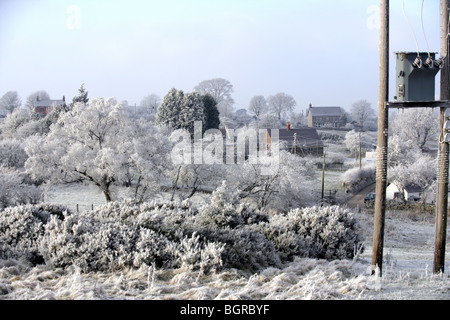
xmin=345 ymin=182 xmax=376 ymax=209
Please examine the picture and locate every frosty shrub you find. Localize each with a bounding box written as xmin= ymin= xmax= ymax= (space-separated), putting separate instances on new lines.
xmin=342 ymin=164 xmax=376 ymax=194
xmin=1 ymin=186 xmax=364 ymax=274
xmin=0 ymin=203 xmax=69 ymax=265
xmin=0 ymin=139 xmax=28 ymax=168
xmin=196 ymin=181 xmax=268 ymax=229
xmin=0 ymin=169 xmax=43 ymax=209
xmin=39 ymin=183 xmax=280 ymax=273
xmin=262 ymin=206 xmax=364 ymax=261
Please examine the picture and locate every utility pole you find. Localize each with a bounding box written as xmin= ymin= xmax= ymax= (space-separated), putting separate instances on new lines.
xmin=434 ymin=0 xmax=450 ymax=274
xmin=321 ymin=152 xmax=326 ymax=204
xmin=372 ymin=0 xmax=389 ymax=276
xmin=359 ymin=132 xmax=362 ymax=169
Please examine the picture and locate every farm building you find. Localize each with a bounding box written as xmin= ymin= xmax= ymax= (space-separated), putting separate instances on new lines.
xmin=307 ymin=105 xmax=347 ymax=129
xmin=267 ymin=125 xmax=324 ymax=157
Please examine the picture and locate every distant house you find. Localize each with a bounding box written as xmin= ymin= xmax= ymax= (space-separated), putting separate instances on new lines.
xmin=307 ymin=105 xmax=346 ymax=128
xmin=386 ymin=183 xmax=422 ymax=201
xmin=33 ymin=96 xmax=66 ymax=117
xmin=267 ymin=124 xmax=324 ymax=157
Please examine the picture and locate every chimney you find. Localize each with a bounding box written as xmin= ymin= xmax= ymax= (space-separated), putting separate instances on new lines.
xmin=287 ymin=121 xmax=291 ymax=130
xmin=309 ymin=104 xmax=312 ymax=109
xmin=36 ymin=96 xmax=39 ymax=102
xmin=62 ymin=95 xmax=65 ymax=102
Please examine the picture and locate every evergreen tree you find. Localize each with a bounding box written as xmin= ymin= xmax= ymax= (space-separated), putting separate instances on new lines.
xmin=202 ymin=93 xmax=220 ymax=131
xmin=155 ymin=88 xmax=184 ymax=130
xmin=179 ymin=91 xmax=204 ymax=135
xmin=156 ymin=89 xmax=218 ymax=135
xmin=71 ymin=84 xmax=89 ymax=106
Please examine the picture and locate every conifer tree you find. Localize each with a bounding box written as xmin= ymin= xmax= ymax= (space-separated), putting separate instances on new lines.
xmin=71 ymin=84 xmax=89 ymax=106
xmin=179 ymin=91 xmax=204 ymax=135
xmin=156 ymin=89 xmax=207 ymax=136
xmin=155 ymin=88 xmax=184 ymax=130
xmin=202 ymin=93 xmax=220 ymax=131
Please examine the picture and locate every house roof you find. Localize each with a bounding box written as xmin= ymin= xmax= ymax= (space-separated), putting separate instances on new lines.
xmin=404 ymin=184 xmax=422 ymax=193
xmin=268 ymin=128 xmax=324 ymax=148
xmin=387 ymin=183 xmax=422 ymax=193
xmin=33 ymin=99 xmax=65 ymax=108
xmin=309 ymin=107 xmax=343 ymax=117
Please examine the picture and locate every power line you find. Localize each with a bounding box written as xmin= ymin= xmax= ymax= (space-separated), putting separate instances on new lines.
xmin=421 ymin=0 xmax=431 ymax=58
xmin=403 ymin=0 xmax=422 ymax=67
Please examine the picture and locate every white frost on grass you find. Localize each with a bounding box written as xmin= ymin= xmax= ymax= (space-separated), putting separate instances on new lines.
xmin=2 ymin=185 xmax=449 ymax=300
xmin=1 ymin=252 xmax=448 ymax=300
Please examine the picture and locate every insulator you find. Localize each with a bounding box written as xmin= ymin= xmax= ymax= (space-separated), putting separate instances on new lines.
xmin=424 ymin=57 xmax=434 ymax=68
xmin=412 ymin=57 xmax=422 ymax=68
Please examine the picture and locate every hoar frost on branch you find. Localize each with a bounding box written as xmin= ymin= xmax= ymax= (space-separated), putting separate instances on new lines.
xmin=24 ymin=98 xmax=172 ymax=202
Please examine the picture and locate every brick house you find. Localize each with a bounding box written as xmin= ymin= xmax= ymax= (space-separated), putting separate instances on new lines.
xmin=307 ymin=105 xmax=346 ymax=128
xmin=33 ymin=96 xmax=66 ymax=117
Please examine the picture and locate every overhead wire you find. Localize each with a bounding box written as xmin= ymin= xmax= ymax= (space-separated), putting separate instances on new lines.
xmin=421 ymin=0 xmax=433 ymax=67
xmin=402 ymin=0 xmax=421 ymax=57
xmin=421 ymin=0 xmax=431 ymax=57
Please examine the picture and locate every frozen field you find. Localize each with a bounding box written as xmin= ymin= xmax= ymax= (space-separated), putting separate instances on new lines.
xmin=1 ymin=183 xmax=448 ymax=300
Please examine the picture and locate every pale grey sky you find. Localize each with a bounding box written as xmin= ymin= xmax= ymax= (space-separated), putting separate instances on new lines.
xmin=0 ymin=0 xmax=442 ymax=113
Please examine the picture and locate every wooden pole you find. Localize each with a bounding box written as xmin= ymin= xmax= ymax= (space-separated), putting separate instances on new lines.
xmin=372 ymin=0 xmax=389 ymax=276
xmin=359 ymin=132 xmax=362 ymax=169
xmin=434 ymin=0 xmax=450 ymax=274
xmin=321 ymin=152 xmax=326 ymax=204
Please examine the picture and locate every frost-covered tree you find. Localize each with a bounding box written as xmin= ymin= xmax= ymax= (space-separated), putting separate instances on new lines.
xmin=140 ymin=93 xmax=160 ymax=115
xmin=409 ymin=152 xmax=437 ymax=206
xmin=25 ymin=98 xmax=173 ymax=203
xmin=179 ymin=91 xmax=205 ymax=135
xmin=71 ymin=83 xmax=89 ymax=106
xmin=350 ymin=100 xmax=375 ymax=130
xmin=194 ymin=78 xmax=235 ymax=119
xmin=126 ymin=120 xmax=173 ymax=202
xmin=267 ymin=92 xmax=296 ymax=121
xmin=344 ymin=130 xmax=360 ymax=157
xmin=155 ymin=88 xmax=184 ymax=130
xmin=227 ymin=150 xmax=317 ymax=212
xmin=25 ymin=98 xmax=126 ymax=202
xmin=156 ymin=89 xmax=216 ymax=135
xmin=289 ymin=110 xmax=306 ymax=128
xmin=0 ymin=91 xmax=21 ymax=113
xmin=248 ymin=95 xmax=267 ymax=120
xmin=343 ymin=130 xmax=369 ymax=159
xmin=390 ymin=108 xmax=438 ymax=150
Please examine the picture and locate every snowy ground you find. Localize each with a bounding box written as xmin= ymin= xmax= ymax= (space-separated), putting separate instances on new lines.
xmin=1 ymin=184 xmax=448 ymax=300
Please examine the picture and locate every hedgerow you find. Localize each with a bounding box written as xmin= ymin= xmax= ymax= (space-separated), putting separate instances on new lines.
xmin=0 ymin=184 xmax=364 ymax=274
